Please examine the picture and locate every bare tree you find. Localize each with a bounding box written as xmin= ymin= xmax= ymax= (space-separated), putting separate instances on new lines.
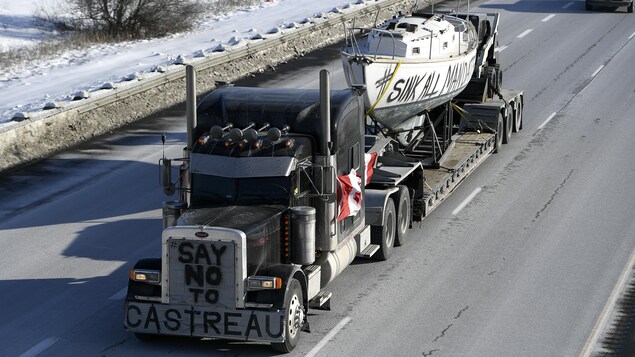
xmin=70 ymin=0 xmax=204 ymax=39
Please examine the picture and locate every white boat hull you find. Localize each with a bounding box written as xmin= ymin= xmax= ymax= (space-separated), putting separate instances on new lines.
xmin=342 ymin=52 xmax=477 ymax=131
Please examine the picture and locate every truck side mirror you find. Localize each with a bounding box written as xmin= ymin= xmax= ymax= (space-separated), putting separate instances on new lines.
xmin=160 ymin=158 xmax=176 ymax=196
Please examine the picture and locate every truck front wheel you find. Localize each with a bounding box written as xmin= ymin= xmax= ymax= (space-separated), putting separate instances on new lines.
xmin=371 ymin=198 xmax=396 ymax=260
xmin=271 ymin=278 xmax=304 ymax=353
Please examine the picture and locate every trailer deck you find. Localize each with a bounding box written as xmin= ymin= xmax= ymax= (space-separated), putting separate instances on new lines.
xmin=422 ymin=132 xmax=495 ymax=216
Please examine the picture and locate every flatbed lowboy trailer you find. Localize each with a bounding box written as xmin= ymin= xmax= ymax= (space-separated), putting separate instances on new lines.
xmin=123 ymin=11 xmax=524 ymax=353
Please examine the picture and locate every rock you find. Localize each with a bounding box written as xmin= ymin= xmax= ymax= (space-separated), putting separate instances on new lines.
xmin=100 ymin=82 xmax=116 ymax=89
xmin=123 ymin=72 xmax=142 ymax=81
xmin=174 ymin=55 xmax=188 ymax=65
xmin=43 ymin=101 xmax=61 ymax=110
xmin=11 ymin=112 xmax=29 ymax=121
xmin=73 ymin=90 xmax=90 ymax=100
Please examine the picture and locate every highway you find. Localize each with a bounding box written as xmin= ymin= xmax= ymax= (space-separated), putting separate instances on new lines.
xmin=1 ymin=0 xmax=635 ymax=356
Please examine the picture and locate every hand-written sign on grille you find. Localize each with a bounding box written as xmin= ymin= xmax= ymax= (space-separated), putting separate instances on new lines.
xmin=169 ymin=239 xmax=235 ymax=307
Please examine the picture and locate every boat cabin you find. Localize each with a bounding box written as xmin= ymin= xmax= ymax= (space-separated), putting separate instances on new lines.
xmin=365 ymin=14 xmax=474 ymax=60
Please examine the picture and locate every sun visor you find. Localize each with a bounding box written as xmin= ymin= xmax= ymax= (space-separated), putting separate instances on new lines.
xmin=191 ymin=153 xmax=296 ymax=178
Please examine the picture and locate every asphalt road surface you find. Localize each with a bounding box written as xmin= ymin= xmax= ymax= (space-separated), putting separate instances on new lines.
xmin=1 ymin=0 xmax=635 ymax=356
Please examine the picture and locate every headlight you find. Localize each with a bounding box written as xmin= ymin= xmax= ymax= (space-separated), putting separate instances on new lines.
xmin=129 ymin=269 xmax=161 ymax=284
xmin=247 ymin=276 xmax=282 ymax=290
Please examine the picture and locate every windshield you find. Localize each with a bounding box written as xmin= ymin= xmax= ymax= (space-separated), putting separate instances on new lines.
xmin=191 ymin=174 xmax=291 ymax=206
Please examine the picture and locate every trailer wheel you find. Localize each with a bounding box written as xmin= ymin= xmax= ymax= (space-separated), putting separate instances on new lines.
xmin=371 ymin=198 xmax=396 ymax=260
xmin=494 ymin=113 xmax=503 ymax=153
xmin=502 ymin=110 xmax=513 ymax=144
xmin=271 ymin=278 xmax=304 ymax=353
xmin=513 ymin=101 xmax=523 ymax=132
xmin=394 ymin=186 xmax=411 ymax=247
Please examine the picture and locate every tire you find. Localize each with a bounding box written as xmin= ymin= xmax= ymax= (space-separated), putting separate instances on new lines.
xmin=271 ymin=279 xmax=304 ymax=353
xmin=502 ymin=110 xmax=512 ymax=144
xmin=371 ymin=198 xmax=396 ymax=260
xmin=394 ymin=186 xmax=411 ymax=247
xmin=586 ymin=3 xmax=592 ymax=10
xmin=493 ymin=113 xmax=503 ymax=153
xmin=513 ymin=101 xmax=523 ymax=132
xmin=628 ymin=2 xmax=633 ymax=12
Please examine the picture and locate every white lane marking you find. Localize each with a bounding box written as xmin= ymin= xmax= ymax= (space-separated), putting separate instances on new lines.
xmin=19 ymin=337 xmax=58 ymax=357
xmin=591 ymin=65 xmax=604 ymax=78
xmin=630 ymin=32 xmax=635 ymax=40
xmin=452 ymin=187 xmax=482 ymax=216
xmin=517 ymin=29 xmax=533 ymax=39
xmin=305 ymin=317 xmax=351 ymax=357
xmin=541 ymin=14 xmax=556 ymax=22
xmin=579 ymin=247 xmax=635 ymax=357
xmin=562 ymin=1 xmax=574 ymax=8
xmin=537 ymin=112 xmax=557 ymax=131
xmin=109 ymin=287 xmax=128 ymax=300
xmin=498 ymin=45 xmax=509 ymax=52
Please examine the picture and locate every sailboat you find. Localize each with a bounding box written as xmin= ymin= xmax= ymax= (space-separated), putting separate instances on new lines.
xmin=341 ymin=12 xmax=478 ymax=134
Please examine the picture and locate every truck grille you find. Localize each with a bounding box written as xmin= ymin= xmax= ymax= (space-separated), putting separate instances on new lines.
xmin=166 ymin=238 xmax=237 ymax=308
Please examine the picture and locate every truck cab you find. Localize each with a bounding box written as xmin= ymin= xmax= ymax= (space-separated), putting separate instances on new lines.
xmin=124 ymin=73 xmax=372 ymax=352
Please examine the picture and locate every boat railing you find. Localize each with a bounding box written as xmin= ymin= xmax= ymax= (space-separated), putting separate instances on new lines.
xmin=343 ymin=25 xmax=399 ymax=60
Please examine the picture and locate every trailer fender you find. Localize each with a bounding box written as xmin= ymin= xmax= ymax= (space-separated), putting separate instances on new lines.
xmin=365 ymin=188 xmax=399 ymax=226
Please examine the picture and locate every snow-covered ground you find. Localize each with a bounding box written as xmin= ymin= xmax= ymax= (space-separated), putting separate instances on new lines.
xmin=0 ymin=0 xmax=382 ymax=127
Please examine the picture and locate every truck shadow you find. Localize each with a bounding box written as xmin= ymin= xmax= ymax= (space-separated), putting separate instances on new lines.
xmin=0 ymin=267 xmax=288 ymax=357
xmin=0 ymin=158 xmax=174 ymax=230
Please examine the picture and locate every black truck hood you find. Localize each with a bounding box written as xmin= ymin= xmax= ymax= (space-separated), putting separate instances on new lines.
xmin=178 ymin=205 xmax=286 ymax=235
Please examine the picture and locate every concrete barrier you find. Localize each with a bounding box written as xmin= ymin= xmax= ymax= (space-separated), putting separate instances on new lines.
xmin=0 ymin=0 xmax=417 ymax=173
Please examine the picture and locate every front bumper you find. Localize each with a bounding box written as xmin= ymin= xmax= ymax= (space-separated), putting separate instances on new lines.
xmin=124 ymin=301 xmax=285 ymax=343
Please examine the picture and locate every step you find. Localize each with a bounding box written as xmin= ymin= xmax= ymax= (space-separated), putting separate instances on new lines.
xmin=358 ymin=243 xmax=380 ymax=258
xmin=309 ymin=291 xmax=332 ymax=310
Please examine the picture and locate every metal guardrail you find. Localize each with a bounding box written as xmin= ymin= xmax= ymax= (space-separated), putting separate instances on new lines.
xmin=17 ymin=0 xmax=410 ymax=121
xmin=0 ymin=0 xmax=417 ymax=173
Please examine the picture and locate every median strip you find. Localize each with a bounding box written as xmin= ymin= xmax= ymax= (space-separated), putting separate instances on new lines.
xmin=579 ymin=247 xmax=635 ymax=357
xmin=19 ymin=337 xmax=58 ymax=357
xmin=516 ymin=29 xmax=533 ymax=39
xmin=537 ymin=112 xmax=557 ymax=131
xmin=591 ymin=65 xmax=604 ymax=78
xmin=541 ymin=14 xmax=556 ymax=22
xmin=452 ymin=187 xmax=482 ymax=216
xmin=305 ymin=317 xmax=352 ymax=357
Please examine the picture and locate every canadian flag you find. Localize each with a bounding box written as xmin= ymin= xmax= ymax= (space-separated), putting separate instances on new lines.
xmin=337 ymin=169 xmax=362 ymax=222
xmin=364 ymin=151 xmax=378 ymax=185
xmin=336 ymin=152 xmax=378 ymax=222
